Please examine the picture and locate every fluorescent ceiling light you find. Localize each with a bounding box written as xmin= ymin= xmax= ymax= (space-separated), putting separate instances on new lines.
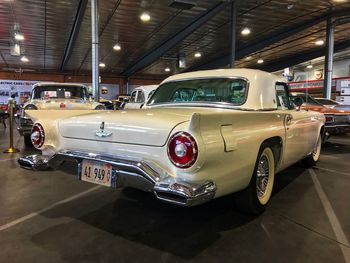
xmin=113 ymin=43 xmax=121 ymax=51
xmin=140 ymin=12 xmax=151 ymax=22
xmin=241 ymin=27 xmax=251 ymax=36
xmin=21 ymin=56 xmax=29 ymax=62
xmin=257 ymin=59 xmax=264 ymax=64
xmin=164 ymin=67 xmax=170 ymax=72
xmin=306 ymin=64 xmax=313 ymax=69
xmin=315 ymin=40 xmax=324 ymax=46
xmin=14 ymin=33 xmax=24 ymax=41
xmin=194 ymin=52 xmax=202 ymax=58
xmin=245 ymin=56 xmax=252 ymax=61
xmin=99 ymin=62 xmax=106 ymax=68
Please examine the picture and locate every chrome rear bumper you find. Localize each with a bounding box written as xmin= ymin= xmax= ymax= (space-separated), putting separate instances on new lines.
xmin=18 ymin=150 xmax=216 ymax=207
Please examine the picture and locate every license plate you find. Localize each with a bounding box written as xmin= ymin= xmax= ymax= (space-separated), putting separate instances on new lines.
xmin=80 ymin=160 xmax=112 ymax=187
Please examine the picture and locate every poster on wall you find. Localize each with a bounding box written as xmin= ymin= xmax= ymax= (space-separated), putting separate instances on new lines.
xmin=0 ymin=80 xmax=37 ymax=104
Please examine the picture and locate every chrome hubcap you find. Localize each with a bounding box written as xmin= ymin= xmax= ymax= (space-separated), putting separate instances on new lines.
xmin=256 ymin=155 xmax=270 ymax=197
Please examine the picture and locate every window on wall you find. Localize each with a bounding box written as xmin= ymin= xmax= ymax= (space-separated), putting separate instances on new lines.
xmin=275 ymin=82 xmax=291 ymax=110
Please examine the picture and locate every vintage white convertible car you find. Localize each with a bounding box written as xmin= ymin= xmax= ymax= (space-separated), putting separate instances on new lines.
xmin=18 ymin=69 xmax=325 ymax=214
xmin=18 ymin=82 xmax=105 ymax=146
xmin=124 ymin=85 xmax=158 ymax=109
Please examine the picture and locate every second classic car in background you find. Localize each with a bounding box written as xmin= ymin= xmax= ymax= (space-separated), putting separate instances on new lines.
xmin=19 ymin=69 xmax=324 ymax=214
xmin=291 ymin=92 xmax=350 ymax=137
xmin=124 ymin=85 xmax=158 ymax=109
xmin=18 ymin=82 xmax=106 ymax=146
xmin=314 ymin=97 xmax=350 ymax=111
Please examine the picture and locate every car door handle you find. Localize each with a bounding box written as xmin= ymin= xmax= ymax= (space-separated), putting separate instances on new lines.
xmin=285 ymin=115 xmax=293 ymax=126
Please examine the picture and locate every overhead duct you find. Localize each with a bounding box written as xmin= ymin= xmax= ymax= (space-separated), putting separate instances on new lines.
xmin=169 ymin=0 xmax=196 ymax=9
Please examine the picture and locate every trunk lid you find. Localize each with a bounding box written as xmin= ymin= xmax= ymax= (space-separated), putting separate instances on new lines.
xmin=58 ymin=108 xmax=199 ymax=146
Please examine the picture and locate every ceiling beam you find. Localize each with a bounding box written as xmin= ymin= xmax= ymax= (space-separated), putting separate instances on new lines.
xmin=255 ymin=39 xmax=350 ymax=72
xmin=122 ymin=2 xmax=227 ymax=77
xmin=188 ymin=8 xmax=350 ymax=71
xmin=60 ymin=0 xmax=88 ymax=71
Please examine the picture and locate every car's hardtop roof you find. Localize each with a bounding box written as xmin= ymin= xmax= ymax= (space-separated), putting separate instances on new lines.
xmin=33 ymin=82 xmax=87 ymax=88
xmin=161 ymin=68 xmax=283 ymax=84
xmin=134 ymin=85 xmax=158 ymax=92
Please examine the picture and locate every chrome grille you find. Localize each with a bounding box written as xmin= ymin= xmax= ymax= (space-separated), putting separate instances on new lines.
xmin=333 ymin=115 xmax=349 ymax=125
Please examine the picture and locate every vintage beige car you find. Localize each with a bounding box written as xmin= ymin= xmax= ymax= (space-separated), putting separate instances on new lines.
xmin=18 ymin=69 xmax=325 ymax=214
xmin=18 ymin=82 xmax=105 ymax=146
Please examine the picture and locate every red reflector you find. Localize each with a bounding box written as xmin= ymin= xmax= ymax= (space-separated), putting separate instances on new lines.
xmin=167 ymin=132 xmax=198 ymax=168
xmin=325 ymin=116 xmax=334 ymax=122
xmin=31 ymin=123 xmax=45 ymax=148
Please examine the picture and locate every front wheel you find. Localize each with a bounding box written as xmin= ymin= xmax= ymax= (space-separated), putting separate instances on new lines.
xmin=235 ymin=145 xmax=275 ymax=214
xmin=302 ymin=135 xmax=321 ymax=167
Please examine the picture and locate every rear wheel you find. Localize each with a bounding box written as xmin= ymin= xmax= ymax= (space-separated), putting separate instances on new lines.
xmin=235 ymin=144 xmax=275 ymax=214
xmin=302 ymin=134 xmax=321 ymax=167
xmin=24 ymin=134 xmax=33 ymax=148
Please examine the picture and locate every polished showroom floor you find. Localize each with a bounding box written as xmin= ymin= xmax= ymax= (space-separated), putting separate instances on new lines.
xmin=0 ymin=127 xmax=349 ymax=263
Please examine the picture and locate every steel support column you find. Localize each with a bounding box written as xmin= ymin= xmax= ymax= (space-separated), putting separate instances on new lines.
xmin=324 ymin=17 xmax=333 ymax=99
xmin=324 ymin=16 xmax=350 ymax=99
xmin=230 ymin=1 xmax=237 ymax=68
xmin=91 ymin=0 xmax=100 ymax=101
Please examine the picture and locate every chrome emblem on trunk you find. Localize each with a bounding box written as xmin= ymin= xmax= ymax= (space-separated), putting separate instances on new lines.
xmin=95 ymin=121 xmax=112 ymax=137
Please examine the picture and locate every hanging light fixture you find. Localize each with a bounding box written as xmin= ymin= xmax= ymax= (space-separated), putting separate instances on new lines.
xmin=194 ymin=52 xmax=202 ymax=58
xmin=241 ymin=27 xmax=251 ymax=36
xmin=14 ymin=33 xmax=24 ymax=41
xmin=113 ymin=43 xmax=121 ymax=51
xmin=21 ymin=56 xmax=29 ymax=62
xmin=140 ymin=12 xmax=151 ymax=22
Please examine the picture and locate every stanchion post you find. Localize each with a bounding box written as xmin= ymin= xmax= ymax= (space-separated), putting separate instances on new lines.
xmin=113 ymin=100 xmax=117 ymax=111
xmin=3 ymin=98 xmax=20 ymax=153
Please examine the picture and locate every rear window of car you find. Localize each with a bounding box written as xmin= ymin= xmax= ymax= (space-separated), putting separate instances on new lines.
xmin=32 ymin=86 xmax=88 ymax=100
xmin=147 ymin=78 xmax=248 ymax=106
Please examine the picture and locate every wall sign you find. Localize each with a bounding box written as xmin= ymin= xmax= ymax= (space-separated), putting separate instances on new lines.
xmin=0 ymin=80 xmax=119 ymax=104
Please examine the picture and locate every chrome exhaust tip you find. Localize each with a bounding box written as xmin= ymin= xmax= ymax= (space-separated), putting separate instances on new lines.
xmin=18 ymin=154 xmax=51 ymax=170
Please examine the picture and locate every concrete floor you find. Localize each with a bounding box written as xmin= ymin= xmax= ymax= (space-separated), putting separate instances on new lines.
xmin=0 ymin=127 xmax=349 ymax=263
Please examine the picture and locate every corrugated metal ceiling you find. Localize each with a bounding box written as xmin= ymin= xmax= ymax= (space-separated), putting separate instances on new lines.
xmin=0 ymin=0 xmax=349 ymax=77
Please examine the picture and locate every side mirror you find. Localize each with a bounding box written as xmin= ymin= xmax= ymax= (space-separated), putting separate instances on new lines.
xmin=293 ymin=97 xmax=303 ymax=111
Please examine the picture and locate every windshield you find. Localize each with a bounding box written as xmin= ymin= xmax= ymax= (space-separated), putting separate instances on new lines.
xmin=147 ymin=78 xmax=248 ymax=106
xmin=290 ymin=93 xmax=323 ymax=106
xmin=32 ymin=85 xmax=88 ymax=100
xmin=315 ymin=98 xmax=338 ymax=105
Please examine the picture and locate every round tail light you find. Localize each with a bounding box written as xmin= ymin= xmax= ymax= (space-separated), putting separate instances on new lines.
xmin=167 ymin=132 xmax=198 ymax=168
xmin=31 ymin=123 xmax=45 ymax=148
